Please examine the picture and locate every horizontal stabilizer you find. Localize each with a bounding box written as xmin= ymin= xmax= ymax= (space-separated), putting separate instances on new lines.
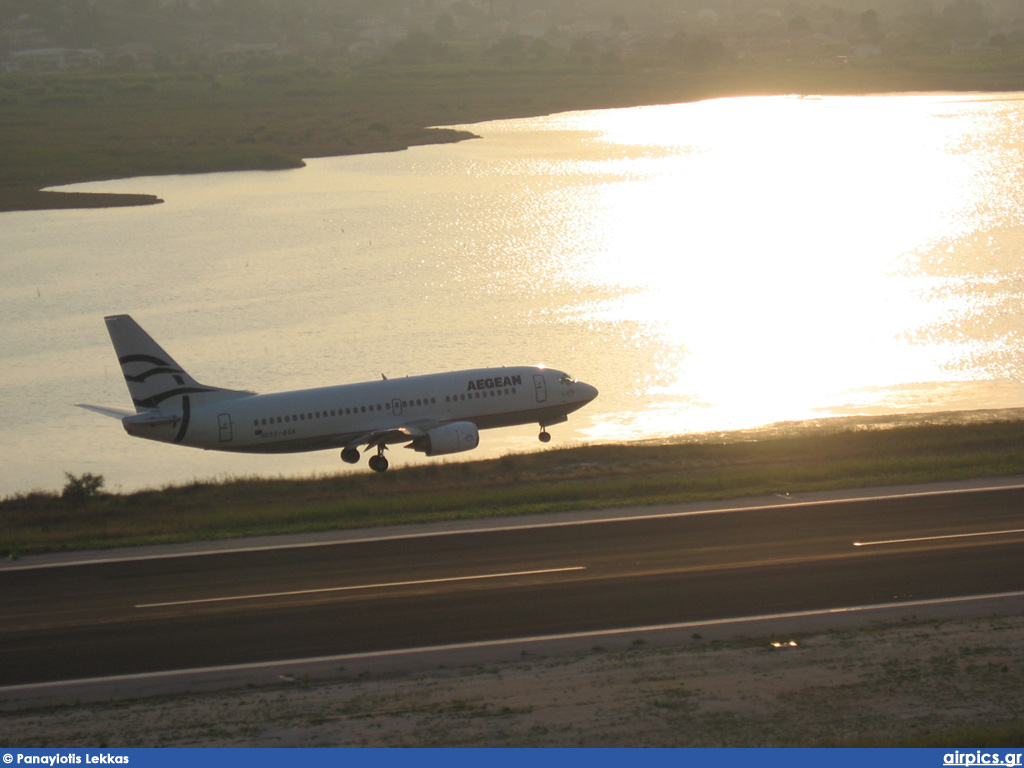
xmin=77 ymin=403 xmax=136 ymax=420
xmin=123 ymin=410 xmax=181 ymax=427
xmin=78 ymin=404 xmax=181 ymax=428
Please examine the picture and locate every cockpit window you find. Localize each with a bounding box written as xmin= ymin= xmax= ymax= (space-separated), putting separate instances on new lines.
xmin=558 ymin=375 xmax=577 ymax=386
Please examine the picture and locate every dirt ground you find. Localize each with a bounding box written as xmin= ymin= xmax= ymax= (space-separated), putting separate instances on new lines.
xmin=3 ymin=613 xmax=1022 ymax=747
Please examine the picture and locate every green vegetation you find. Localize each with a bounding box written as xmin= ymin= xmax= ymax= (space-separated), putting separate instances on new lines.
xmin=883 ymin=722 xmax=1024 ymax=747
xmin=4 ymin=412 xmax=1024 ymax=556
xmin=59 ymin=471 xmax=105 ymax=507
xmin=3 ymin=52 xmax=1024 ymax=211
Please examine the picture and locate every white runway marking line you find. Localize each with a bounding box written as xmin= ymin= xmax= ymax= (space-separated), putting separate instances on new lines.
xmin=853 ymin=527 xmax=1024 ymax=548
xmin=8 ymin=590 xmax=1022 ymax=696
xmin=10 ymin=479 xmax=1024 ymax=573
xmin=135 ymin=566 xmax=587 ymax=609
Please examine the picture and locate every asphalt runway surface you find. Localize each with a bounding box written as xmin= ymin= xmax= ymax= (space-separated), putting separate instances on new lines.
xmin=2 ymin=483 xmax=1023 ymax=687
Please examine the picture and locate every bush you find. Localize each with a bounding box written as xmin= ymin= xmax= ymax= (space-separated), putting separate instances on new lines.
xmin=61 ymin=472 xmax=105 ymax=505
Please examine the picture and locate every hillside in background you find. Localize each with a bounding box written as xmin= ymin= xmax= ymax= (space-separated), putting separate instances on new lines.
xmin=2 ymin=0 xmax=1023 ymax=209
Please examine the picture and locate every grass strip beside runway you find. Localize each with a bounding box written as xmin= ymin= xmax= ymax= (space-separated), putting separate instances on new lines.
xmin=4 ymin=411 xmax=1024 ymax=556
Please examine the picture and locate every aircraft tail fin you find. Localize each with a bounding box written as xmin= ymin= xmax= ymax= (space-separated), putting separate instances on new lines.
xmin=104 ymin=314 xmax=250 ymax=412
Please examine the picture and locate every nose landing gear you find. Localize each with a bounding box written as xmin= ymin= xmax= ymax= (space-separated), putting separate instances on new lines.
xmin=538 ymin=415 xmax=566 ymax=443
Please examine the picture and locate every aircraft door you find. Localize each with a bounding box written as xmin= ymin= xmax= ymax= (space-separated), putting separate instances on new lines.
xmin=534 ymin=374 xmax=547 ymax=403
xmin=392 ymin=398 xmax=403 ymax=416
xmin=218 ymin=413 xmax=233 ymax=442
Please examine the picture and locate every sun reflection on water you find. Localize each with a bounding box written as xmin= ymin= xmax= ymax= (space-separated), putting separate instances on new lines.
xmin=499 ymin=94 xmax=1024 ymax=437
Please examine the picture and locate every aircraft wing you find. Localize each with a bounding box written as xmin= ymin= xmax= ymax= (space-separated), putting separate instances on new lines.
xmin=348 ymin=420 xmax=440 ymax=452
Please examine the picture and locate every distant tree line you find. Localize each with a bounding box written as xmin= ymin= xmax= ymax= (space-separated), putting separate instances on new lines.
xmin=1 ymin=0 xmax=1022 ymax=73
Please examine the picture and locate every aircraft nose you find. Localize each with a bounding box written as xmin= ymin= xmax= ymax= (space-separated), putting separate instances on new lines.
xmin=578 ymin=381 xmax=599 ymax=402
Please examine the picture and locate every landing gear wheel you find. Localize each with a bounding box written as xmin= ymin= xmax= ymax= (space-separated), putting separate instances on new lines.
xmin=341 ymin=447 xmax=360 ymax=464
xmin=368 ymin=453 xmax=389 ymax=473
xmin=538 ymin=429 xmax=551 ymax=443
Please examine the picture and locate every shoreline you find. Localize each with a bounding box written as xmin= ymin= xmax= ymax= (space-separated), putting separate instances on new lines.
xmin=4 ymin=63 xmax=1024 ymax=213
xmin=0 ymin=188 xmax=164 ymax=211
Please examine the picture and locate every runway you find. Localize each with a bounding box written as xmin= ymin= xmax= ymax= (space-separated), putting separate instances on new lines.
xmin=2 ymin=482 xmax=1023 ymax=687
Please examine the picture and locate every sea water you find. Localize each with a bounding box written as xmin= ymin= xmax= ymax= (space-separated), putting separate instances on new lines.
xmin=3 ymin=92 xmax=1024 ymax=495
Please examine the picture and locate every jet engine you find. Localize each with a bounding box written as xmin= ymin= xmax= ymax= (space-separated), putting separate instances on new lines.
xmin=410 ymin=421 xmax=480 ymax=456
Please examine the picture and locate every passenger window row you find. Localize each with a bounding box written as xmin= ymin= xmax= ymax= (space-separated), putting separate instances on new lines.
xmin=445 ymin=387 xmax=515 ymax=403
xmin=253 ymin=397 xmax=438 ymax=428
xmin=252 ymin=387 xmax=516 ymax=428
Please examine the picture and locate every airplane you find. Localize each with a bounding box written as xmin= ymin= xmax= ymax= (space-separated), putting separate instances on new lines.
xmin=79 ymin=315 xmax=599 ymax=473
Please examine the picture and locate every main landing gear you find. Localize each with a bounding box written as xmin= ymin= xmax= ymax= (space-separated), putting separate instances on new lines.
xmin=341 ymin=445 xmax=390 ymax=472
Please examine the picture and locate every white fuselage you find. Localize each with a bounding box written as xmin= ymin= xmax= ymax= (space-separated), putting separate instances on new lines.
xmin=123 ymin=366 xmax=596 ymax=454
xmin=86 ymin=315 xmax=598 ymax=473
